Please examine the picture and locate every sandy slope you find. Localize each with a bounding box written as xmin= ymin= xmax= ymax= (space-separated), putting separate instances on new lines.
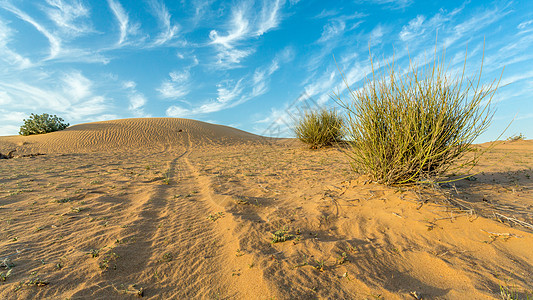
xmin=0 ymin=118 xmax=263 ymax=154
xmin=0 ymin=118 xmax=532 ymax=299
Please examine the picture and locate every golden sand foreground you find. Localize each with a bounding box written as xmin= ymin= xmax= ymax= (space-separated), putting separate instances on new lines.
xmin=0 ymin=118 xmax=532 ymax=299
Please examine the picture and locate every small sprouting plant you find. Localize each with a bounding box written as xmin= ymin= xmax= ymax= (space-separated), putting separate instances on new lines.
xmin=88 ymin=248 xmax=100 ymax=258
xmin=314 ymin=259 xmax=325 ymax=272
xmin=162 ymin=252 xmax=173 ymax=262
xmin=56 ymin=197 xmax=72 ymax=203
xmin=162 ymin=172 xmax=171 ymax=185
xmin=207 ymin=212 xmax=225 ymax=222
xmin=0 ymin=269 xmax=12 ymax=281
xmin=1 ymin=257 xmax=15 ymax=269
xmin=27 ymin=277 xmax=49 ymax=286
xmin=337 ymin=252 xmax=348 ymax=265
xmin=19 ymin=113 xmax=69 ymax=136
xmin=71 ymin=207 xmax=86 ymax=213
xmin=294 ymin=108 xmax=344 ymax=149
xmin=271 ymin=226 xmax=294 ymax=244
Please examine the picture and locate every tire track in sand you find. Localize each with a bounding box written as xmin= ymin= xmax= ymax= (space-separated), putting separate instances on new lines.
xmin=76 ymin=131 xmax=234 ymax=299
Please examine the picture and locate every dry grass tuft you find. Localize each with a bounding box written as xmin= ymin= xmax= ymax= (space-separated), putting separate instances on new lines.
xmin=335 ymin=45 xmax=502 ymax=185
xmin=294 ymin=108 xmax=343 ymax=149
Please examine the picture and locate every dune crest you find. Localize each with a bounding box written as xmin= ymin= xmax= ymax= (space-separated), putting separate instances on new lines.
xmin=0 ymin=118 xmax=264 ymax=153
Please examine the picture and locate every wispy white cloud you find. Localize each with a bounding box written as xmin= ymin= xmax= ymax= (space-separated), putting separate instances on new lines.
xmin=369 ymin=24 xmax=386 ymax=45
xmin=318 ymin=20 xmax=346 ymax=43
xmin=303 ymin=70 xmax=339 ymax=105
xmin=43 ymin=0 xmax=93 ymax=36
xmin=443 ymin=5 xmax=509 ymax=48
xmin=214 ymin=47 xmax=255 ymax=68
xmin=199 ymin=79 xmax=245 ymax=113
xmin=148 ymin=0 xmax=180 ymax=46
xmin=399 ymin=15 xmax=426 ymax=41
xmin=0 ymin=109 xmax=25 ymax=122
xmin=209 ymin=5 xmax=250 ymax=48
xmin=0 ymin=2 xmax=61 ymax=59
xmin=157 ymin=70 xmax=190 ymax=99
xmin=0 ymin=71 xmax=109 ymax=121
xmin=167 ymin=46 xmax=294 ymax=118
xmin=287 ymin=0 xmax=300 ymax=6
xmin=217 ymin=79 xmax=244 ymax=104
xmin=62 ymin=71 xmax=92 ymax=100
xmin=306 ymin=11 xmax=366 ymax=71
xmin=67 ymin=95 xmax=108 ymax=119
xmin=484 ymin=33 xmax=533 ymax=72
xmin=190 ymin=0 xmax=214 ymax=26
xmin=0 ymin=90 xmax=12 ymax=105
xmin=0 ymin=124 xmax=20 ymax=136
xmin=518 ymin=19 xmax=533 ymax=34
xmin=253 ymin=62 xmax=279 ymax=97
xmin=257 ymin=0 xmax=284 ymax=36
xmin=315 ymin=9 xmax=341 ymax=19
xmin=209 ymin=0 xmax=285 ymax=68
xmin=165 ymin=105 xmax=191 ymax=117
xmin=128 ymin=94 xmax=148 ymax=116
xmin=166 ymin=78 xmax=246 ymax=117
xmin=123 ymin=81 xmax=149 ymax=117
xmin=253 ymin=46 xmax=294 ymax=96
xmin=499 ymin=69 xmax=533 ymax=87
xmin=0 ymin=109 xmax=25 ymax=136
xmin=107 ymin=0 xmax=140 ymax=46
xmin=1 ymin=1 xmax=107 ymax=65
xmin=362 ymin=0 xmax=413 ymax=10
xmin=0 ymin=18 xmax=32 ymax=69
xmin=176 ymin=51 xmax=199 ymax=67
xmin=253 ymin=105 xmax=294 ymax=136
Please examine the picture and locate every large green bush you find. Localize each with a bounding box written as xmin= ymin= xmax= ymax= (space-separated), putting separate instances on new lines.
xmin=294 ymin=108 xmax=344 ymax=149
xmin=19 ymin=113 xmax=69 ymax=136
xmin=335 ymin=49 xmax=500 ymax=185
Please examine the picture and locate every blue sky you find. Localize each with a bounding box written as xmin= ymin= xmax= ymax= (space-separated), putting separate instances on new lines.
xmin=0 ymin=0 xmax=531 ymax=141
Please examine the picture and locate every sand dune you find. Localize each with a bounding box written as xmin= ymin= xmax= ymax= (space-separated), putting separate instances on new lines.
xmin=0 ymin=118 xmax=264 ymax=154
xmin=0 ymin=118 xmax=532 ymax=299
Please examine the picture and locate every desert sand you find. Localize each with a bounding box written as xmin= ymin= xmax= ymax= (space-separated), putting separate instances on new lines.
xmin=0 ymin=118 xmax=532 ymax=299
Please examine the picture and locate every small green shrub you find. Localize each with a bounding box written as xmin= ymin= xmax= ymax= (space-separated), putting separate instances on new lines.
xmin=294 ymin=108 xmax=343 ymax=149
xmin=19 ymin=113 xmax=69 ymax=136
xmin=506 ymin=133 xmax=525 ymax=142
xmin=335 ymin=46 xmax=501 ymax=185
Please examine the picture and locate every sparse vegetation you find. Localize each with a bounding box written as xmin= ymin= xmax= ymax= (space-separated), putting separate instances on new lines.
xmin=507 ymin=133 xmax=526 ymax=142
xmin=271 ymin=226 xmax=294 ymax=244
xmin=336 ymin=252 xmax=348 ymax=265
xmin=0 ymin=269 xmax=12 ymax=281
xmin=294 ymin=108 xmax=344 ymax=149
xmin=335 ymin=46 xmax=501 ymax=184
xmin=163 ymin=172 xmax=171 ymax=185
xmin=314 ymin=259 xmax=325 ymax=272
xmin=206 ymin=212 xmax=225 ymax=222
xmin=88 ymin=248 xmax=101 ymax=258
xmin=499 ymin=284 xmax=533 ymax=300
xmin=19 ymin=113 xmax=69 ymax=136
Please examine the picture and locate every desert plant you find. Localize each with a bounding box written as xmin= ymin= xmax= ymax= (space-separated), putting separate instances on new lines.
xmin=0 ymin=269 xmax=12 ymax=281
xmin=335 ymin=46 xmax=501 ymax=185
xmin=271 ymin=226 xmax=293 ymax=244
xmin=19 ymin=113 xmax=69 ymax=136
xmin=294 ymin=108 xmax=344 ymax=149
xmin=507 ymin=133 xmax=525 ymax=142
